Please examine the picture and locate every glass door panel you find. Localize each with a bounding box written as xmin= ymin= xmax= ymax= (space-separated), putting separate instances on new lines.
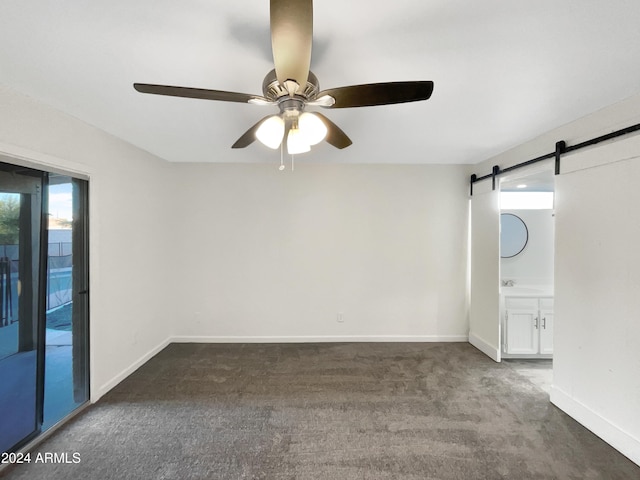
xmin=0 ymin=164 xmax=45 ymax=453
xmin=43 ymin=175 xmax=89 ymax=429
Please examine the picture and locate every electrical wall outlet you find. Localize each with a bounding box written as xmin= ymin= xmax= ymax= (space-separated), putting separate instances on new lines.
xmin=337 ymin=312 xmax=344 ymax=323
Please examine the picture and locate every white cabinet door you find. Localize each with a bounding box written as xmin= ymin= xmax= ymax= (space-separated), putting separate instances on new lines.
xmin=503 ymin=296 xmax=553 ymax=356
xmin=539 ymin=310 xmax=554 ymax=354
xmin=539 ymin=298 xmax=554 ymax=355
xmin=505 ymin=309 xmax=539 ymax=354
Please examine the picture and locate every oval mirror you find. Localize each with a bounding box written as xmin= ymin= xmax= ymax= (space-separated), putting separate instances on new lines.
xmin=500 ymin=213 xmax=528 ymax=258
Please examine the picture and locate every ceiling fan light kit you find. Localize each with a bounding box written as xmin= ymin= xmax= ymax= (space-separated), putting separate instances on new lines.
xmin=133 ymin=0 xmax=434 ymax=161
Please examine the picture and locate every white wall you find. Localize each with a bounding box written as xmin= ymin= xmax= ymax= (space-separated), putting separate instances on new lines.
xmin=473 ymin=93 xmax=640 ymax=464
xmin=171 ymin=163 xmax=470 ymax=342
xmin=500 ymin=209 xmax=554 ymax=286
xmin=0 ymin=86 xmax=178 ymax=400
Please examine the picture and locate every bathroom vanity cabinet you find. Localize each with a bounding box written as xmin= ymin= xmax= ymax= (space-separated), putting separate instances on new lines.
xmin=502 ymin=295 xmax=553 ymax=357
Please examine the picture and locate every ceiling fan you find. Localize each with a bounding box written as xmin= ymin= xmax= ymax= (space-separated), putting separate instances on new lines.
xmin=134 ymin=0 xmax=434 ymax=155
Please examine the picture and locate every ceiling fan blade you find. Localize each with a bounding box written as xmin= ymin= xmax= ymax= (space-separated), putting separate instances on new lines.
xmin=317 ymin=81 xmax=434 ymax=108
xmin=133 ymin=83 xmax=273 ymax=105
xmin=270 ymin=0 xmax=313 ymax=90
xmin=231 ymin=116 xmax=271 ymax=149
xmin=313 ymin=113 xmax=352 ymax=149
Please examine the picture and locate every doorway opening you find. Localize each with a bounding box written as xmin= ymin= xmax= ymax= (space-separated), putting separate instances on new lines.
xmin=499 ymin=167 xmax=555 ymax=386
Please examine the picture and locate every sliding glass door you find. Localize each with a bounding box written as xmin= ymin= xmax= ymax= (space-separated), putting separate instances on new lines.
xmin=0 ymin=161 xmax=88 ymax=453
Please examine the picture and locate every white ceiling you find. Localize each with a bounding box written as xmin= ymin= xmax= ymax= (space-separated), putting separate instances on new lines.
xmin=501 ymin=170 xmax=555 ymax=192
xmin=2 ymin=0 xmax=640 ymax=165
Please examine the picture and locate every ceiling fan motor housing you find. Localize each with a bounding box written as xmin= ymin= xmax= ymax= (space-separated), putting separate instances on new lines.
xmin=262 ymin=69 xmax=320 ymax=102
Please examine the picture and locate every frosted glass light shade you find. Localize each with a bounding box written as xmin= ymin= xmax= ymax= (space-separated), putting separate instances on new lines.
xmin=298 ymin=112 xmax=328 ymax=145
xmin=287 ymin=128 xmax=311 ymax=154
xmin=256 ymin=115 xmax=285 ymax=149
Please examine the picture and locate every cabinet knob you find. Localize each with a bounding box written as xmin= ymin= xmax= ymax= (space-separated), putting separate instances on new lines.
xmin=534 ymin=317 xmax=539 ymax=329
xmin=542 ymin=317 xmax=546 ymax=329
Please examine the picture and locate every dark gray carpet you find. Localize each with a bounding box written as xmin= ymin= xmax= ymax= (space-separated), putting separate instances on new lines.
xmin=2 ymin=343 xmax=639 ymax=479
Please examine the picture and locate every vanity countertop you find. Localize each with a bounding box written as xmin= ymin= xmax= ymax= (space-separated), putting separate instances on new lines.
xmin=500 ymin=286 xmax=554 ymax=297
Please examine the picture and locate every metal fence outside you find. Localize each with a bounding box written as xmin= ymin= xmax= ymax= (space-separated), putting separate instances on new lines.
xmin=0 ymin=243 xmax=72 ymax=328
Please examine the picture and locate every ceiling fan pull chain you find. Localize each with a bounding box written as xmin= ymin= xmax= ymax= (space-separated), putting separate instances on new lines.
xmin=279 ymin=142 xmax=285 ymax=171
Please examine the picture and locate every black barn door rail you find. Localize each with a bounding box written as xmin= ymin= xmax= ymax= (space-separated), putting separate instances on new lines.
xmin=469 ymin=121 xmax=640 ymax=195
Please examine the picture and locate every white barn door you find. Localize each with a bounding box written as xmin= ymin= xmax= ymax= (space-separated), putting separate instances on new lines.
xmin=469 ymin=180 xmax=501 ymax=362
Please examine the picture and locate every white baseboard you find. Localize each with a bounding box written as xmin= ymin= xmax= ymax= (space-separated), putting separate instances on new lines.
xmin=468 ymin=331 xmax=501 ymax=362
xmin=93 ymin=337 xmax=172 ymax=402
xmin=551 ymin=385 xmax=640 ymax=466
xmin=171 ymin=334 xmax=468 ymax=344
